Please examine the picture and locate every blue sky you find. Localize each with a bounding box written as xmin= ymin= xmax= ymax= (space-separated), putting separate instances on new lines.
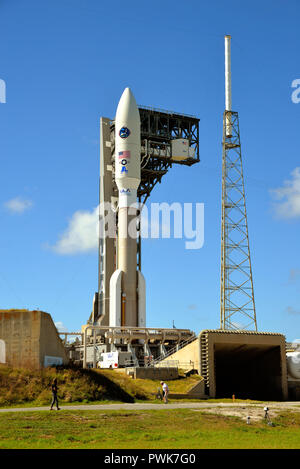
xmin=0 ymin=0 xmax=299 ymax=340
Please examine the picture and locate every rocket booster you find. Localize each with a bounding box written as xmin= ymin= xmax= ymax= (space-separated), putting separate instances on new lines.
xmin=109 ymin=88 xmax=146 ymax=328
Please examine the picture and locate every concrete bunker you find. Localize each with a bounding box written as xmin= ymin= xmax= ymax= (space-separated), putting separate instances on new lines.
xmin=0 ymin=310 xmax=68 ymax=369
xmin=200 ymin=330 xmax=288 ymax=401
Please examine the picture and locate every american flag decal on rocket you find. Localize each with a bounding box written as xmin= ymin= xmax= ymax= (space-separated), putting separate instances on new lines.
xmin=118 ymin=151 xmax=131 ymax=158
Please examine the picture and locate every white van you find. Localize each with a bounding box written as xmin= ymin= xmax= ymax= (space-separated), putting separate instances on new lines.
xmin=98 ymin=351 xmax=132 ymax=369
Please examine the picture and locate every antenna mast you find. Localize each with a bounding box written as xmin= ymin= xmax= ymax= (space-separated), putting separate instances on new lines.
xmin=220 ymin=35 xmax=257 ymax=331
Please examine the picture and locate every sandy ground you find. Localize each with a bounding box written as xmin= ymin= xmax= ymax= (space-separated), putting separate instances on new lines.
xmin=191 ymin=402 xmax=300 ymax=422
xmin=191 ymin=406 xmax=281 ymax=422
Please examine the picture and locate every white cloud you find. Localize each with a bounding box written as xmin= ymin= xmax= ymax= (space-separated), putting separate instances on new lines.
xmin=51 ymin=203 xmax=165 ymax=256
xmin=271 ymin=167 xmax=300 ymax=219
xmin=52 ymin=206 xmax=99 ymax=255
xmin=231 ymin=322 xmax=245 ymax=330
xmin=286 ymin=306 xmax=300 ymax=316
xmin=55 ymin=321 xmax=68 ymax=332
xmin=51 ymin=200 xmax=201 ymax=255
xmin=4 ymin=197 xmax=33 ymax=214
xmin=288 ymin=269 xmax=300 ymax=284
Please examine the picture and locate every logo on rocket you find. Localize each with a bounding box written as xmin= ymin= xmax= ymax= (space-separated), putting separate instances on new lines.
xmin=119 ymin=127 xmax=131 ymax=139
xmin=119 ymin=151 xmax=130 ymax=173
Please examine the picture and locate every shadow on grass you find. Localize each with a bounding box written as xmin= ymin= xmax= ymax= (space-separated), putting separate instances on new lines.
xmin=0 ymin=364 xmax=135 ymax=406
xmin=58 ymin=366 xmax=135 ymax=404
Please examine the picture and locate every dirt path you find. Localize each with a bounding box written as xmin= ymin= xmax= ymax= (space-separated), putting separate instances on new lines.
xmin=0 ymin=401 xmax=299 ymax=420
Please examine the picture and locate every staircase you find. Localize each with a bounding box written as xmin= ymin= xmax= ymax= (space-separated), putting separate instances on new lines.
xmin=127 ymin=344 xmax=139 ymax=367
xmin=150 ymin=334 xmax=197 ymax=367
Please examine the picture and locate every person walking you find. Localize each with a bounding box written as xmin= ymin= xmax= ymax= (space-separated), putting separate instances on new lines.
xmin=161 ymin=381 xmax=169 ymax=404
xmin=50 ymin=378 xmax=60 ymax=410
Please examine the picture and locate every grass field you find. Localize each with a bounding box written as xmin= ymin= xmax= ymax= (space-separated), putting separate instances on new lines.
xmin=1 ymin=408 xmax=300 ymax=449
xmin=1 ymin=365 xmax=299 ymax=449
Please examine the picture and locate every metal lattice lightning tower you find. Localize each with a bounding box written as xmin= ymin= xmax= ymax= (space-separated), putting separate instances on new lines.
xmin=220 ymin=36 xmax=257 ymax=331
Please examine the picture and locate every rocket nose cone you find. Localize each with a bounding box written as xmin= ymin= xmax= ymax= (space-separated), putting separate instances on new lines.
xmin=123 ymin=87 xmax=134 ymax=97
xmin=119 ymin=87 xmax=136 ymax=106
xmin=116 ymin=87 xmax=140 ymax=124
xmin=124 ymin=86 xmax=132 ymax=95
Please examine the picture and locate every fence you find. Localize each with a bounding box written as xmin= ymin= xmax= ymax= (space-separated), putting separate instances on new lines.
xmin=124 ymin=358 xmax=195 ymax=371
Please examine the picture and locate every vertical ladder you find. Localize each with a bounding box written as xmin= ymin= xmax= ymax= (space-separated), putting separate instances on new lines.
xmin=200 ymin=332 xmax=210 ymax=395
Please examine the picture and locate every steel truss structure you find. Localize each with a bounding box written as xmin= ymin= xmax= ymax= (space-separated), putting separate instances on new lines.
xmin=111 ymin=106 xmax=200 ymax=204
xmin=220 ymin=110 xmax=257 ymax=331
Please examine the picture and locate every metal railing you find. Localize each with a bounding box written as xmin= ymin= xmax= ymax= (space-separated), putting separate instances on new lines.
xmin=138 ymin=104 xmax=197 ymax=119
xmin=151 ymin=334 xmax=197 ymax=366
xmin=124 ymin=358 xmax=149 ymax=368
xmin=124 ymin=358 xmax=195 ymax=370
xmin=154 ymin=360 xmax=195 ymax=370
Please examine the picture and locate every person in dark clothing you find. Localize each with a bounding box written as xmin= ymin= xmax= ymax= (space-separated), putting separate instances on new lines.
xmin=50 ymin=378 xmax=60 ymax=410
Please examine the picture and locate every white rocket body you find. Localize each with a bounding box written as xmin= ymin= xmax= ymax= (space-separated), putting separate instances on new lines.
xmin=109 ymin=88 xmax=146 ymax=328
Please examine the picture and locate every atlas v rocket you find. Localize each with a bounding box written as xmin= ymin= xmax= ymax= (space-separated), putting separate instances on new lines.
xmin=109 ymin=88 xmax=146 ymax=328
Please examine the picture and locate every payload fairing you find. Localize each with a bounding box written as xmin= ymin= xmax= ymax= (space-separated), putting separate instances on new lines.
xmin=109 ymin=88 xmax=146 ymax=328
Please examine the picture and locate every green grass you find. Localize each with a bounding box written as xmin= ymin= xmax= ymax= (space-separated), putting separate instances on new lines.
xmin=99 ymin=369 xmax=203 ymax=396
xmin=0 ymin=365 xmax=136 ymax=406
xmin=0 ymin=409 xmax=300 ymax=449
xmin=0 ymin=365 xmax=205 ymax=407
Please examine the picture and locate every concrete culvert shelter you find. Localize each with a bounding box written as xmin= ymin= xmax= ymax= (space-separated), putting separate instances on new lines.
xmin=200 ymin=330 xmax=288 ymax=401
xmin=161 ymin=329 xmax=288 ymax=400
xmin=0 ymin=309 xmax=68 ymax=369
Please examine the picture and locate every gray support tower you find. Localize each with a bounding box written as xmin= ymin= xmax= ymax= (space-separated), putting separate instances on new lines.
xmin=93 ymin=117 xmax=118 ymax=325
